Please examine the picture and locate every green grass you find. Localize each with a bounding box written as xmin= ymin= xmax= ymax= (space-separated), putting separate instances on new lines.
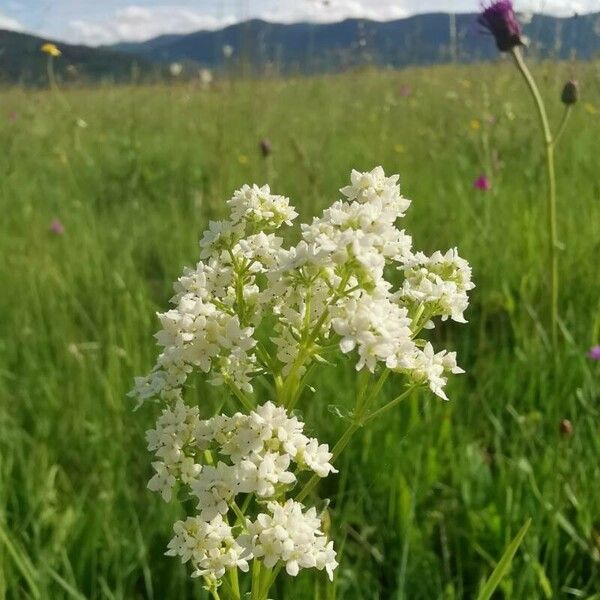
xmin=1 ymin=60 xmax=600 ymax=599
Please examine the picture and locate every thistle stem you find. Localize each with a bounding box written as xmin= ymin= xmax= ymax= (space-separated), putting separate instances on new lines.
xmin=553 ymin=105 xmax=572 ymax=148
xmin=510 ymin=47 xmax=559 ymax=349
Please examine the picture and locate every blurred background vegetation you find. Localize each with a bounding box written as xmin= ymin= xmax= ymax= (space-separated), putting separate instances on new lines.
xmin=0 ymin=17 xmax=600 ymax=600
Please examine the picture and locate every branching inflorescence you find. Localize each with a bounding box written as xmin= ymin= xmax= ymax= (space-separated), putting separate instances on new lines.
xmin=132 ymin=167 xmax=474 ymax=598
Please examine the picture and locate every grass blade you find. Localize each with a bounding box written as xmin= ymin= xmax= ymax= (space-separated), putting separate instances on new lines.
xmin=476 ymin=518 xmax=532 ymax=600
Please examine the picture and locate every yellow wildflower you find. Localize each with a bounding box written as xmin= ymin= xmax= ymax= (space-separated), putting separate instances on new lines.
xmin=469 ymin=119 xmax=481 ymax=131
xmin=461 ymin=79 xmax=472 ymax=89
xmin=238 ymin=155 xmax=249 ymax=165
xmin=393 ymin=144 xmax=406 ymax=154
xmin=41 ymin=43 xmax=61 ymax=57
xmin=584 ymin=103 xmax=597 ymax=115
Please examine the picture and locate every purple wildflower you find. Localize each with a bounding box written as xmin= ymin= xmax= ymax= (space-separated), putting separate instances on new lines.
xmin=8 ymin=112 xmax=17 ymax=122
xmin=50 ymin=218 xmax=65 ymax=235
xmin=478 ymin=1 xmax=524 ymax=52
xmin=587 ymin=345 xmax=600 ymax=360
xmin=473 ymin=175 xmax=491 ymax=191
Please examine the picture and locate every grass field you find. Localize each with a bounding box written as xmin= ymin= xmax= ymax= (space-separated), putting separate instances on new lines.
xmin=1 ymin=60 xmax=600 ymax=599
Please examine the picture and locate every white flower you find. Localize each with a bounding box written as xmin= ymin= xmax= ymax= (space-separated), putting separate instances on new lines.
xmin=145 ymin=400 xmax=201 ymax=500
xmin=227 ymin=184 xmax=298 ymax=229
xmin=148 ymin=461 xmax=177 ymax=501
xmin=191 ymin=462 xmax=236 ymax=521
xmin=166 ymin=514 xmax=250 ymax=581
xmin=400 ymin=248 xmax=474 ymax=323
xmin=244 ymin=500 xmax=338 ymax=580
xmin=296 ymin=438 xmax=337 ymax=477
xmin=400 ymin=342 xmax=464 ymax=400
xmin=331 ymin=291 xmax=415 ymax=372
xmin=340 ymin=166 xmax=411 ymax=218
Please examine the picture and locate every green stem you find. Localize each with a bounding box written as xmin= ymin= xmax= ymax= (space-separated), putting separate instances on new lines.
xmin=251 ymin=560 xmax=262 ymax=600
xmin=227 ymin=381 xmax=255 ymax=412
xmin=511 ymin=47 xmax=559 ymax=350
xmin=260 ymin=564 xmax=282 ymax=599
xmin=553 ymin=105 xmax=572 ymax=148
xmin=205 ymin=580 xmax=221 ymax=600
xmin=296 ymin=371 xmax=392 ymax=503
xmin=228 ymin=568 xmax=241 ymax=600
xmin=362 ymin=385 xmax=418 ymax=424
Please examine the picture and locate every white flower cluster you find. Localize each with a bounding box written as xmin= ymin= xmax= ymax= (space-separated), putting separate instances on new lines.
xmin=265 ymin=166 xmax=473 ymax=399
xmin=132 ymin=166 xmax=473 ymax=406
xmin=146 ymin=400 xmax=338 ymax=582
xmin=399 ymin=248 xmax=475 ymax=324
xmin=166 ymin=514 xmax=250 ymax=579
xmin=131 ymin=185 xmax=298 ymax=408
xmin=244 ymin=499 xmax=338 ymax=579
xmin=134 ymin=167 xmax=473 ymax=590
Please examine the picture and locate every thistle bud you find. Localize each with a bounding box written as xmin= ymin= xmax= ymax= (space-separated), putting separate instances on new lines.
xmin=559 ymin=419 xmax=573 ymax=436
xmin=560 ymin=80 xmax=578 ymax=106
xmin=259 ymin=138 xmax=272 ymax=158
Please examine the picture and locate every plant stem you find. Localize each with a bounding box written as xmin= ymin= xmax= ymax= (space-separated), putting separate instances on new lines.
xmin=553 ymin=105 xmax=572 ymax=148
xmin=228 ymin=569 xmax=241 ymax=600
xmin=510 ymin=47 xmax=559 ymax=350
xmin=362 ymin=385 xmax=418 ymax=424
xmin=296 ymin=374 xmax=414 ymax=503
xmin=251 ymin=559 xmax=262 ymax=600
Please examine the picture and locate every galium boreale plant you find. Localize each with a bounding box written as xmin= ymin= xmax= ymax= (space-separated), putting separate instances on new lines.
xmin=131 ymin=167 xmax=474 ymax=599
xmin=478 ymin=0 xmax=578 ymax=349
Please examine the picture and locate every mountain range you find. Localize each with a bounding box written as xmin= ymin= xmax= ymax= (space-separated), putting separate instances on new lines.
xmin=1 ymin=12 xmax=599 ymax=85
xmin=114 ymin=12 xmax=600 ymax=72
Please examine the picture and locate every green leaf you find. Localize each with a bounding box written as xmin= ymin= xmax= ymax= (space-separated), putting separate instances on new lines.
xmin=476 ymin=519 xmax=531 ymax=600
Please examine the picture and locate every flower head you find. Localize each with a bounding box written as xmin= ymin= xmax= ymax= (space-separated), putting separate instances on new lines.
xmin=587 ymin=345 xmax=600 ymax=360
xmin=473 ymin=175 xmax=491 ymax=191
xmin=50 ymin=218 xmax=64 ymax=235
xmin=41 ymin=43 xmax=61 ymax=57
xmin=561 ymin=80 xmax=578 ymax=106
xmin=478 ymin=1 xmax=524 ymax=52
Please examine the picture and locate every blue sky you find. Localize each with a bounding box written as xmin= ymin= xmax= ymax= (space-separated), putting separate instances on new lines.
xmin=1 ymin=1 xmax=597 ymax=45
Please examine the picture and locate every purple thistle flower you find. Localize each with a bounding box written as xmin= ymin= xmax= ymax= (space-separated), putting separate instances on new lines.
xmin=473 ymin=175 xmax=491 ymax=191
xmin=50 ymin=218 xmax=65 ymax=235
xmin=587 ymin=345 xmax=600 ymax=360
xmin=478 ymin=0 xmax=524 ymax=52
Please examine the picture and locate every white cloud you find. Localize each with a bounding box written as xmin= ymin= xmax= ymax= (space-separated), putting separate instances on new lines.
xmin=68 ymin=6 xmax=236 ymax=45
xmin=255 ymin=0 xmax=410 ymax=24
xmin=0 ymin=12 xmax=23 ymax=31
xmin=45 ymin=0 xmax=600 ymax=45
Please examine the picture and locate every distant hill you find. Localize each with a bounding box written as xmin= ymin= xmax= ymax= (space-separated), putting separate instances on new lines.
xmin=0 ymin=29 xmax=155 ymax=86
xmin=112 ymin=12 xmax=600 ymax=73
xmin=1 ymin=12 xmax=599 ymax=85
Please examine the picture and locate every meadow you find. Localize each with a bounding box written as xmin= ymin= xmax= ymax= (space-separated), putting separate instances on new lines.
xmin=1 ymin=59 xmax=600 ymax=599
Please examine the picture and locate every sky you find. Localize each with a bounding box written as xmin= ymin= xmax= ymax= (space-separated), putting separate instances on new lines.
xmin=1 ymin=1 xmax=598 ymax=46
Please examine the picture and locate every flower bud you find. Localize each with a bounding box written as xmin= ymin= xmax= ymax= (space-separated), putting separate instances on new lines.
xmin=559 ymin=419 xmax=573 ymax=436
xmin=560 ymin=80 xmax=578 ymax=106
xmin=259 ymin=138 xmax=272 ymax=158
